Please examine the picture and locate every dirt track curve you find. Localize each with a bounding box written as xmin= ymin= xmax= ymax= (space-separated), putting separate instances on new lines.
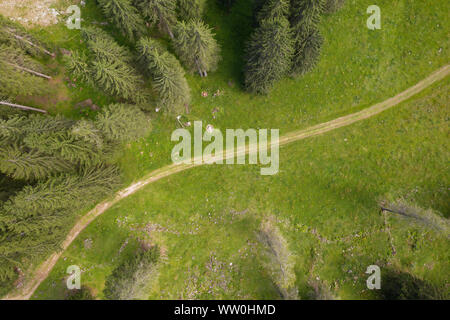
xmin=4 ymin=64 xmax=449 ymax=300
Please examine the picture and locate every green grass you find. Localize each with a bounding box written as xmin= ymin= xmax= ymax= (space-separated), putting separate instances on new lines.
xmin=4 ymin=0 xmax=448 ymax=299
xmin=32 ymin=78 xmax=449 ymax=299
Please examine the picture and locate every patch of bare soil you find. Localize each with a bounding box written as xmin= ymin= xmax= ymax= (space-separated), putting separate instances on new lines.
xmin=0 ymin=0 xmax=61 ymax=27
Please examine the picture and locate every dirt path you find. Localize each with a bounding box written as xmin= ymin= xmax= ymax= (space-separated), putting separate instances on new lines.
xmin=4 ymin=64 xmax=449 ymax=300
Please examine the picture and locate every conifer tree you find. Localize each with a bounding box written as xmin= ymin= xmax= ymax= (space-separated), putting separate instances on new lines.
xmin=90 ymin=58 xmax=146 ymax=104
xmin=86 ymin=37 xmax=133 ymax=64
xmin=290 ymin=0 xmax=324 ymax=39
xmin=289 ymin=0 xmax=325 ymax=76
xmin=71 ymin=120 xmax=104 ymax=150
xmin=173 ymin=20 xmax=220 ymax=77
xmin=63 ymin=50 xmax=91 ymax=84
xmin=23 ymin=114 xmax=74 ymax=135
xmin=23 ymin=131 xmax=102 ymax=167
xmin=96 ymin=104 xmax=151 ymax=142
xmin=244 ymin=17 xmax=294 ymax=94
xmin=2 ymin=166 xmax=121 ymax=220
xmin=97 ymin=0 xmax=145 ymax=41
xmin=0 ymin=166 xmax=121 ymax=282
xmin=176 ymin=0 xmax=206 ymax=22
xmin=0 ymin=115 xmax=27 ymax=144
xmin=0 ymin=145 xmax=71 ymax=180
xmin=293 ymin=28 xmax=323 ymax=76
xmin=135 ymin=0 xmax=177 ymax=38
xmin=81 ymin=26 xmax=134 ymax=63
xmin=137 ymin=38 xmax=190 ymax=113
xmin=257 ymin=0 xmax=290 ymax=22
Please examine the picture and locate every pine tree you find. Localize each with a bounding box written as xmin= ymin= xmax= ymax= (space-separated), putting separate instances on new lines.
xmin=244 ymin=18 xmax=294 ymax=94
xmin=176 ymin=0 xmax=206 ymax=21
xmin=0 ymin=115 xmax=28 ymax=147
xmin=96 ymin=104 xmax=151 ymax=142
xmin=292 ymin=28 xmax=323 ymax=76
xmin=90 ymin=58 xmax=147 ymax=104
xmin=257 ymin=0 xmax=290 ymax=22
xmin=173 ymin=20 xmax=220 ymax=77
xmin=97 ymin=0 xmax=145 ymax=41
xmin=71 ymin=120 xmax=104 ymax=150
xmin=2 ymin=166 xmax=121 ymax=220
xmin=0 ymin=165 xmax=121 ymax=282
xmin=87 ymin=37 xmax=133 ymax=64
xmin=80 ymin=26 xmax=115 ymax=43
xmin=290 ymin=0 xmax=324 ymax=39
xmin=135 ymin=0 xmax=177 ymax=38
xmin=23 ymin=114 xmax=74 ymax=135
xmin=63 ymin=50 xmax=91 ymax=84
xmin=23 ymin=131 xmax=103 ymax=167
xmin=137 ymin=38 xmax=190 ymax=113
xmin=0 ymin=145 xmax=71 ymax=180
xmin=289 ymin=0 xmax=325 ymax=75
xmin=83 ymin=26 xmax=134 ymax=63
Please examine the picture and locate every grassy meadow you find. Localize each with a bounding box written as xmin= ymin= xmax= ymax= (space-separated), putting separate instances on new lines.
xmin=32 ymin=78 xmax=449 ymax=299
xmin=2 ymin=0 xmax=448 ymax=299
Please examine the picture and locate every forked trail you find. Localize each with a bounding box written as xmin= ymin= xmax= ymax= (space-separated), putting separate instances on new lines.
xmin=5 ymin=64 xmax=449 ymax=300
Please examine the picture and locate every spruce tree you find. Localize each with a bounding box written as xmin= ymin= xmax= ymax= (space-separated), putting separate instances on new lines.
xmin=97 ymin=0 xmax=145 ymax=41
xmin=23 ymin=131 xmax=102 ymax=167
xmin=96 ymin=104 xmax=151 ymax=142
xmin=90 ymin=58 xmax=147 ymax=104
xmin=135 ymin=0 xmax=177 ymax=38
xmin=82 ymin=26 xmax=134 ymax=63
xmin=292 ymin=28 xmax=323 ymax=76
xmin=0 ymin=165 xmax=121 ymax=282
xmin=63 ymin=50 xmax=91 ymax=84
xmin=0 ymin=115 xmax=27 ymax=144
xmin=137 ymin=38 xmax=190 ymax=113
xmin=2 ymin=166 xmax=121 ymax=220
xmin=244 ymin=18 xmax=294 ymax=94
xmin=0 ymin=145 xmax=71 ymax=180
xmin=87 ymin=37 xmax=133 ymax=64
xmin=289 ymin=0 xmax=325 ymax=76
xmin=71 ymin=120 xmax=104 ymax=150
xmin=173 ymin=20 xmax=220 ymax=77
xmin=257 ymin=0 xmax=290 ymax=22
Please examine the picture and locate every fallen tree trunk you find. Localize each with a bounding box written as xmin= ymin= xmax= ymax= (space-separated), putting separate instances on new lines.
xmin=7 ymin=62 xmax=52 ymax=80
xmin=0 ymin=101 xmax=47 ymax=113
xmin=6 ymin=28 xmax=55 ymax=57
